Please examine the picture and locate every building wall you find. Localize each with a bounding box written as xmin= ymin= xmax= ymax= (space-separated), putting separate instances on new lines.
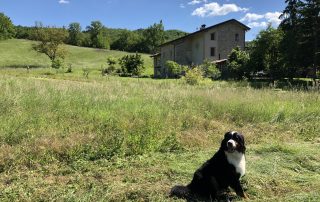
xmin=204 ymin=28 xmax=219 ymax=61
xmin=156 ymin=21 xmax=247 ymax=78
xmin=217 ymin=21 xmax=246 ymax=60
xmin=175 ymin=40 xmax=192 ymax=65
xmin=191 ymin=34 xmax=205 ymax=65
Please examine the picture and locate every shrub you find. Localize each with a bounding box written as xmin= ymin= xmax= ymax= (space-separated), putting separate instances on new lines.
xmin=82 ymin=68 xmax=90 ymax=78
xmin=165 ymin=60 xmax=182 ymax=78
xmin=105 ymin=57 xmax=117 ymax=74
xmin=199 ymin=59 xmax=221 ymax=80
xmin=51 ymin=58 xmax=64 ymax=69
xmin=66 ymin=64 xmax=72 ymax=73
xmin=184 ymin=67 xmax=203 ymax=85
xmin=119 ymin=53 xmax=145 ymax=76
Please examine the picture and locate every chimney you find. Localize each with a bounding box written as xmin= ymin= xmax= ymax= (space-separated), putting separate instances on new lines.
xmin=200 ymin=24 xmax=206 ymax=30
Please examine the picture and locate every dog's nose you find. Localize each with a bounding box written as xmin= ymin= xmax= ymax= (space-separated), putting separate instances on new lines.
xmin=227 ymin=142 xmax=233 ymax=147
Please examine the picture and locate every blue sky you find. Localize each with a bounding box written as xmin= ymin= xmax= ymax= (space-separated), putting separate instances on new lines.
xmin=0 ymin=0 xmax=286 ymax=41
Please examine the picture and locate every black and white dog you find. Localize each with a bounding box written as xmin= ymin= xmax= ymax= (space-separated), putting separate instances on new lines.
xmin=170 ymin=131 xmax=248 ymax=201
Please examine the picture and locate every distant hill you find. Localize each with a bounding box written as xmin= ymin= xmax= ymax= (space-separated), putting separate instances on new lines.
xmin=164 ymin=29 xmax=188 ymax=42
xmin=0 ymin=39 xmax=154 ymax=75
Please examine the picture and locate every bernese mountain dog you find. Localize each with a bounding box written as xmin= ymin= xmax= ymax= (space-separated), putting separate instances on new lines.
xmin=170 ymin=131 xmax=248 ymax=201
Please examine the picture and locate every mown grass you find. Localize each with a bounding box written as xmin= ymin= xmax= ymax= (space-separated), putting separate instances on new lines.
xmin=0 ymin=39 xmax=153 ymax=75
xmin=0 ymin=71 xmax=319 ymax=201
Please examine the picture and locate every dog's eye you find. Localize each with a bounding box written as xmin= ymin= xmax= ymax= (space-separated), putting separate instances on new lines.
xmin=225 ymin=132 xmax=232 ymax=139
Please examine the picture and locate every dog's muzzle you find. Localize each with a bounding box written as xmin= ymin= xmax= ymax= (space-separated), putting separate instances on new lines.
xmin=227 ymin=140 xmax=237 ymax=152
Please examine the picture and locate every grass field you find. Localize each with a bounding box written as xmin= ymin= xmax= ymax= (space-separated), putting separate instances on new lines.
xmin=0 ymin=39 xmax=154 ymax=76
xmin=0 ymin=39 xmax=320 ymax=201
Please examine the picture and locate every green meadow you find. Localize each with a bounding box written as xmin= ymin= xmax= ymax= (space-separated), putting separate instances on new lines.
xmin=0 ymin=39 xmax=154 ymax=76
xmin=0 ymin=39 xmax=319 ymax=201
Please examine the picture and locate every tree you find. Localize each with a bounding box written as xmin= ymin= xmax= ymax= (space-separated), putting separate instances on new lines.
xmin=280 ymin=0 xmax=320 ymax=79
xmin=0 ymin=13 xmax=16 ymax=40
xmin=68 ymin=22 xmax=82 ymax=46
xmin=32 ymin=25 xmax=68 ymax=68
xmin=249 ymin=26 xmax=284 ymax=80
xmin=86 ymin=21 xmax=109 ymax=49
xmin=111 ymin=30 xmax=140 ymax=52
xmin=119 ymin=53 xmax=145 ymax=76
xmin=227 ymin=47 xmax=250 ymax=80
xmin=143 ymin=21 xmax=165 ymax=53
xmin=299 ymin=0 xmax=320 ymax=79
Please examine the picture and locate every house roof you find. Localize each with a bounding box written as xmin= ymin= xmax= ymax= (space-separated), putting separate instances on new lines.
xmin=160 ymin=19 xmax=250 ymax=47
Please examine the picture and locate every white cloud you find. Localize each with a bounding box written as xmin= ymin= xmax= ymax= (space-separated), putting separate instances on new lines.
xmin=264 ymin=12 xmax=282 ymax=25
xmin=241 ymin=11 xmax=282 ymax=28
xmin=240 ymin=13 xmax=264 ymax=22
xmin=59 ymin=0 xmax=70 ymax=4
xmin=192 ymin=2 xmax=249 ymax=17
xmin=188 ymin=0 xmax=207 ymax=5
xmin=247 ymin=21 xmax=268 ymax=28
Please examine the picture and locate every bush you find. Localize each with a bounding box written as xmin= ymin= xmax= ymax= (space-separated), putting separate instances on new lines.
xmin=51 ymin=58 xmax=64 ymax=69
xmin=199 ymin=59 xmax=221 ymax=80
xmin=105 ymin=57 xmax=117 ymax=74
xmin=119 ymin=53 xmax=145 ymax=76
xmin=184 ymin=67 xmax=203 ymax=85
xmin=165 ymin=60 xmax=182 ymax=78
xmin=66 ymin=64 xmax=72 ymax=73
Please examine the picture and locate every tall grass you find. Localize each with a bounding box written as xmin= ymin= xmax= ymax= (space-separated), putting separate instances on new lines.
xmin=0 ymin=74 xmax=319 ymax=201
xmin=0 ymin=75 xmax=319 ymax=167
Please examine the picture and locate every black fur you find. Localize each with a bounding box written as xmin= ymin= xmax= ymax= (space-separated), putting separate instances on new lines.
xmin=170 ymin=131 xmax=247 ymax=201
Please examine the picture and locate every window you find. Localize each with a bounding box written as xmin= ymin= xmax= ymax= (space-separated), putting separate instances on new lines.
xmin=235 ymin=33 xmax=239 ymax=42
xmin=211 ymin=32 xmax=215 ymax=40
xmin=210 ymin=47 xmax=216 ymax=57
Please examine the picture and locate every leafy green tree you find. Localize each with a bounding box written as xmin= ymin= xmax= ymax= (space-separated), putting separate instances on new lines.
xmin=32 ymin=25 xmax=68 ymax=68
xmin=111 ymin=30 xmax=140 ymax=52
xmin=0 ymin=13 xmax=16 ymax=40
xmin=249 ymin=26 xmax=285 ymax=80
xmin=119 ymin=53 xmax=145 ymax=76
xmin=143 ymin=20 xmax=165 ymax=53
xmin=86 ymin=21 xmax=109 ymax=49
xmin=299 ymin=0 xmax=320 ymax=79
xmin=227 ymin=47 xmax=250 ymax=80
xmin=280 ymin=0 xmax=320 ymax=79
xmin=68 ymin=22 xmax=82 ymax=46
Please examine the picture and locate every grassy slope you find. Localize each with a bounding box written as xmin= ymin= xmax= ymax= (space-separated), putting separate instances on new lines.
xmin=0 ymin=72 xmax=319 ymax=201
xmin=0 ymin=39 xmax=153 ymax=75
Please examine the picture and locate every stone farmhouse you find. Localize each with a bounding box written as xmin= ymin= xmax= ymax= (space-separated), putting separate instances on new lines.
xmin=152 ymin=19 xmax=250 ymax=78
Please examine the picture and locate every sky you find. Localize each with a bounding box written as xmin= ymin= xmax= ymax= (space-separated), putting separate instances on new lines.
xmin=0 ymin=0 xmax=286 ymax=41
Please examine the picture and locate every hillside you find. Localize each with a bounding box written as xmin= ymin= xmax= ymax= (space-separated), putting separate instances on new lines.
xmin=0 ymin=39 xmax=154 ymax=75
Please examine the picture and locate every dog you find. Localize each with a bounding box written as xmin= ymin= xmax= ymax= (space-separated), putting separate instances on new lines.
xmin=170 ymin=131 xmax=248 ymax=201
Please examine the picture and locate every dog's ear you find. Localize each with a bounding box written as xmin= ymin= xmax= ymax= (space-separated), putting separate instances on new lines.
xmin=224 ymin=131 xmax=232 ymax=139
xmin=238 ymin=133 xmax=245 ymax=145
xmin=238 ymin=133 xmax=246 ymax=153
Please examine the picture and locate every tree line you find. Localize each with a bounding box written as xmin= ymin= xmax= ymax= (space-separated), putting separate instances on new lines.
xmin=0 ymin=12 xmax=187 ymax=54
xmin=228 ymin=0 xmax=319 ymax=81
xmin=1 ymin=0 xmax=319 ymax=81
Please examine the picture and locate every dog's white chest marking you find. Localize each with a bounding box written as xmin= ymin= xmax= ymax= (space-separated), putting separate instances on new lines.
xmin=225 ymin=151 xmax=246 ymax=177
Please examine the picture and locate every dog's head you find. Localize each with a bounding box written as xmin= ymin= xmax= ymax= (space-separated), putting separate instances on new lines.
xmin=221 ymin=131 xmax=246 ymax=154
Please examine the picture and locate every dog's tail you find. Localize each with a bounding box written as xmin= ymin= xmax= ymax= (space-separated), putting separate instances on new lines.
xmin=170 ymin=185 xmax=190 ymax=198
